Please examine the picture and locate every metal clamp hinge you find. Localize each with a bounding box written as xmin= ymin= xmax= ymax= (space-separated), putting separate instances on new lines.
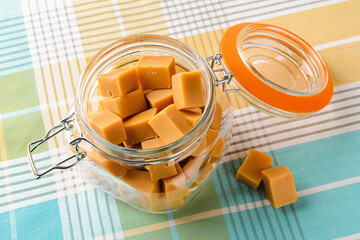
xmin=206 ymin=54 xmax=240 ymax=93
xmin=27 ymin=112 xmax=86 ymax=179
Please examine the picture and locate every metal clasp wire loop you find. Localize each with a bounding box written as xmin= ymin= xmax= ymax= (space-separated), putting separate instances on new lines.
xmin=27 ymin=112 xmax=86 ymax=179
xmin=205 ymin=54 xmax=240 ymax=93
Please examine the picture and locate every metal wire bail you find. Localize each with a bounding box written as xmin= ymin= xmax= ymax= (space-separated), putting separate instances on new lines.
xmin=27 ymin=112 xmax=86 ymax=179
xmin=205 ymin=54 xmax=240 ymax=93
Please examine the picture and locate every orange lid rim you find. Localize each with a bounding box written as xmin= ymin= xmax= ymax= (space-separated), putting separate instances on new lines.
xmin=220 ymin=22 xmax=333 ymax=114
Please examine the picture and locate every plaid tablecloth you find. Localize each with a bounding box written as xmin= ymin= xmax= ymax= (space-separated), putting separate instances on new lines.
xmin=1 ymin=0 xmax=360 ymax=239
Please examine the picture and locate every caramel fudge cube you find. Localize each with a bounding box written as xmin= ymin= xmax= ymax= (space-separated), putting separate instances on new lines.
xmin=136 ymin=55 xmax=175 ymax=89
xmin=172 ymin=70 xmax=205 ymax=109
xmin=98 ymin=67 xmax=139 ymax=97
xmin=145 ymin=162 xmax=178 ymax=182
xmin=163 ymin=164 xmax=189 ymax=202
xmin=145 ymin=89 xmax=174 ymax=112
xmin=150 ymin=196 xmax=184 ymax=211
xmin=142 ymin=89 xmax=153 ymax=95
xmin=262 ymin=166 xmax=297 ymax=208
xmin=209 ymin=136 xmax=226 ymax=163
xmin=175 ymin=65 xmax=187 ymax=74
xmin=182 ymin=156 xmax=203 ymax=180
xmin=180 ymin=109 xmax=202 ymax=126
xmin=149 ymin=104 xmax=192 ymax=144
xmin=191 ymin=138 xmax=207 ymax=157
xmin=101 ymin=89 xmax=147 ymax=118
xmin=87 ymin=111 xmax=102 ymax=119
xmin=205 ymin=129 xmax=220 ymax=148
xmin=190 ymin=162 xmax=214 ymax=188
xmin=185 ymin=107 xmax=202 ymax=113
xmin=88 ymin=111 xmax=127 ymax=145
xmin=122 ymin=169 xmax=160 ymax=194
xmin=210 ymin=101 xmax=223 ymax=130
xmin=123 ymin=108 xmax=158 ymax=146
xmin=141 ymin=138 xmax=164 ymax=149
xmin=236 ymin=149 xmax=273 ymax=190
xmin=87 ymin=149 xmax=127 ymax=177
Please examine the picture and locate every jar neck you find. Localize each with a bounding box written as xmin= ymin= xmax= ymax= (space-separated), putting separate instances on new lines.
xmin=74 ymin=35 xmax=216 ymax=166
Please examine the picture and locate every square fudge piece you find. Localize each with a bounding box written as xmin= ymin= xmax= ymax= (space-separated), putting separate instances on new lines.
xmin=262 ymin=166 xmax=297 ymax=208
xmin=149 ymin=104 xmax=192 ymax=144
xmin=163 ymin=164 xmax=189 ymax=202
xmin=145 ymin=162 xmax=178 ymax=182
xmin=123 ymin=108 xmax=158 ymax=146
xmin=98 ymin=67 xmax=139 ymax=97
xmin=88 ymin=111 xmax=127 ymax=145
xmin=135 ymin=55 xmax=175 ymax=89
xmin=210 ymin=101 xmax=223 ymax=130
xmin=100 ymin=89 xmax=147 ymax=118
xmin=172 ymin=70 xmax=205 ymax=109
xmin=145 ymin=89 xmax=174 ymax=112
xmin=179 ymin=109 xmax=202 ymax=126
xmin=141 ymin=138 xmax=164 ymax=149
xmin=235 ymin=149 xmax=273 ymax=190
xmin=87 ymin=149 xmax=127 ymax=177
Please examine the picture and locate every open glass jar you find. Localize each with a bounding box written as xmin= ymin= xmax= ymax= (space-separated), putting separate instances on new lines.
xmin=27 ymin=22 xmax=332 ymax=213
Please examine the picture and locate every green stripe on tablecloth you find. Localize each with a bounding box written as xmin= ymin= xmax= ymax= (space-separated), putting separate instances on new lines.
xmin=116 ymin=199 xmax=169 ymax=231
xmin=176 ymin=215 xmax=230 ymax=240
xmin=172 ymin=180 xmax=223 ymax=218
xmin=124 ymin=228 xmax=173 ymax=240
xmin=2 ymin=111 xmax=47 ymax=160
xmin=0 ymin=70 xmax=40 ymax=114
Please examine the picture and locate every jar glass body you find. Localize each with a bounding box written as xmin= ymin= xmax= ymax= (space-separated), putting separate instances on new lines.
xmin=66 ymin=35 xmax=233 ymax=213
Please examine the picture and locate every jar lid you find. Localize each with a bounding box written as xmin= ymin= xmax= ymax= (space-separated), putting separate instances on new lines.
xmin=220 ymin=22 xmax=333 ymax=114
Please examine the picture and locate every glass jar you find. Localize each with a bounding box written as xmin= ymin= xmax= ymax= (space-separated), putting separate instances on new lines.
xmin=27 ymin=22 xmax=332 ymax=213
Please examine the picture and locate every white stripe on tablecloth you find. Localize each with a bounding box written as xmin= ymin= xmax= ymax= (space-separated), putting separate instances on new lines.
xmin=335 ymin=233 xmax=360 ymax=240
xmin=111 ymin=0 xmax=127 ymax=38
xmin=314 ymin=35 xmax=360 ymax=50
xmin=223 ymin=81 xmax=360 ymax=161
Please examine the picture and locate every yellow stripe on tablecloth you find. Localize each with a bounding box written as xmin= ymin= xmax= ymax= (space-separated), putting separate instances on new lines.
xmin=33 ymin=58 xmax=86 ymax=150
xmin=122 ymin=220 xmax=170 ymax=237
xmin=116 ymin=0 xmax=169 ymax=36
xmin=0 ymin=114 xmax=7 ymax=161
xmin=318 ymin=41 xmax=360 ymax=87
xmin=73 ymin=0 xmax=123 ymax=57
xmin=173 ymin=208 xmax=224 ymax=225
xmin=259 ymin=0 xmax=360 ymax=46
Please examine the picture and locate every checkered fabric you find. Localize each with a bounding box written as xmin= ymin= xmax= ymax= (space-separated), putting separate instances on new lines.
xmin=1 ymin=0 xmax=360 ymax=239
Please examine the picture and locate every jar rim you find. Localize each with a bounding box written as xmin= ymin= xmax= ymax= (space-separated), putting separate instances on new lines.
xmin=75 ymin=34 xmax=215 ymax=164
xmin=221 ymin=22 xmax=333 ymax=115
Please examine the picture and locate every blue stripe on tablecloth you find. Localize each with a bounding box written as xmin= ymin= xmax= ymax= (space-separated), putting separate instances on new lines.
xmin=78 ymin=191 xmax=94 ymax=239
xmin=14 ymin=199 xmax=63 ymax=240
xmin=58 ymin=189 xmax=125 ymax=239
xmin=0 ymin=0 xmax=22 ymax=21
xmin=105 ymin=194 xmax=124 ymax=240
xmin=295 ymin=182 xmax=360 ymax=239
xmin=167 ymin=212 xmax=180 ymax=240
xmin=220 ymin=182 xmax=360 ymax=240
xmin=213 ymin=130 xmax=360 ymax=240
xmin=9 ymin=210 xmax=17 ymax=240
xmin=0 ymin=211 xmax=11 ymax=240
xmin=0 ymin=0 xmax=32 ymax=76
